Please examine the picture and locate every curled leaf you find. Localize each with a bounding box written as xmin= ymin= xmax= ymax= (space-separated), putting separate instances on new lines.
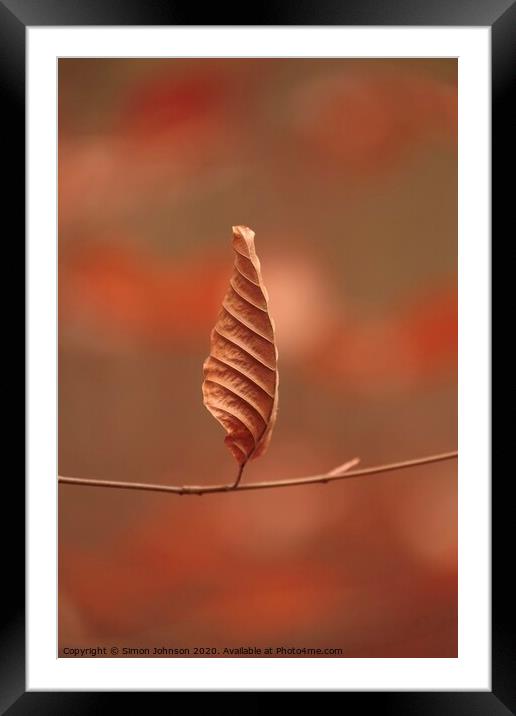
xmin=203 ymin=226 xmax=279 ymax=482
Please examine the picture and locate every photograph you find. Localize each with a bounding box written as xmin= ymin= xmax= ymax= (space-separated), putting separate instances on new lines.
xmin=57 ymin=57 xmax=458 ymax=659
xmin=5 ymin=1 xmax=504 ymax=703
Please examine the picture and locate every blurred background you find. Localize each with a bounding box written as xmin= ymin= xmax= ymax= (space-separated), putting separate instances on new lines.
xmin=58 ymin=59 xmax=457 ymax=657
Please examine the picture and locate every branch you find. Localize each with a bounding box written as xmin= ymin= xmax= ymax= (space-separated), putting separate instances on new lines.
xmin=58 ymin=450 xmax=457 ymax=497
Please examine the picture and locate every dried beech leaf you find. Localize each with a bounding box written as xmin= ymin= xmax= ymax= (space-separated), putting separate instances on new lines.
xmin=203 ymin=226 xmax=279 ymax=469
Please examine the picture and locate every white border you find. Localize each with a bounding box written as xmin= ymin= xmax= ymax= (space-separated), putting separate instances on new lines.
xmin=27 ymin=27 xmax=490 ymax=691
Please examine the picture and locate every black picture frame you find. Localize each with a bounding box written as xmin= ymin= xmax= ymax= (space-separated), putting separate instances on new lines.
xmin=6 ymin=0 xmax=510 ymax=710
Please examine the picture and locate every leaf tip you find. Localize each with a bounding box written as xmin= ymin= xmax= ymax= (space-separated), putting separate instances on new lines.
xmin=232 ymin=225 xmax=256 ymax=257
xmin=232 ymin=224 xmax=255 ymax=239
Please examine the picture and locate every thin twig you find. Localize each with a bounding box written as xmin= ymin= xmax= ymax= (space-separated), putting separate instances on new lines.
xmin=58 ymin=450 xmax=457 ymax=497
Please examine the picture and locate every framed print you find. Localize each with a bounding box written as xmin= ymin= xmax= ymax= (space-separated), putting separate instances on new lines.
xmin=6 ymin=0 xmax=511 ymax=709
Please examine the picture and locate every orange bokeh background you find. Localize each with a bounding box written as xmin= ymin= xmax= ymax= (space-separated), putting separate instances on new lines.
xmin=59 ymin=59 xmax=457 ymax=657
